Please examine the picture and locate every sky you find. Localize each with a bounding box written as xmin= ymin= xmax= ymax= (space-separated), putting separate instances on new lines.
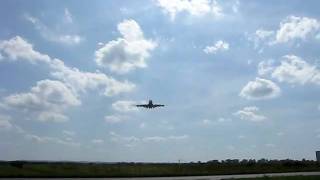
xmin=1 ymin=0 xmax=320 ymax=162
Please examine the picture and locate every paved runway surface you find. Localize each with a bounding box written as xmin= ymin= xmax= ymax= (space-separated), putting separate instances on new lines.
xmin=14 ymin=171 xmax=320 ymax=179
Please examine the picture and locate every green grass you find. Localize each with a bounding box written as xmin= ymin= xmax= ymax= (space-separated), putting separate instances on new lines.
xmin=1 ymin=161 xmax=320 ymax=178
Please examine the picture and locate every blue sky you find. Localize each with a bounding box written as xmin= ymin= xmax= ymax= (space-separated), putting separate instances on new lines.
xmin=1 ymin=0 xmax=320 ymax=162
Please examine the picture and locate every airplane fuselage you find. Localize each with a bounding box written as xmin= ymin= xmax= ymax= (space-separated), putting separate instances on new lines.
xmin=136 ymin=100 xmax=165 ymax=109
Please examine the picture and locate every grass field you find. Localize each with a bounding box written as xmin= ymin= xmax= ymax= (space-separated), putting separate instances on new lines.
xmin=1 ymin=160 xmax=320 ymax=178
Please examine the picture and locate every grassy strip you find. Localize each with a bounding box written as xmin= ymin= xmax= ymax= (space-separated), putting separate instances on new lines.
xmin=1 ymin=161 xmax=320 ymax=177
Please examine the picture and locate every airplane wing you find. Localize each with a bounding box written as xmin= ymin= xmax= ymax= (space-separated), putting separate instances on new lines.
xmin=136 ymin=104 xmax=148 ymax=108
xmin=153 ymin=104 xmax=165 ymax=107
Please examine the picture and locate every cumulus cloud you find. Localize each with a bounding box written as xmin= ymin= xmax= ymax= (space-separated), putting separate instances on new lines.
xmin=0 ymin=36 xmax=51 ymax=63
xmin=109 ymin=132 xmax=188 ymax=146
xmin=265 ymin=143 xmax=276 ymax=148
xmin=247 ymin=29 xmax=274 ymax=50
xmin=202 ymin=119 xmax=212 ymax=125
xmin=64 ymin=8 xmax=73 ymax=24
xmin=157 ymin=0 xmax=223 ymax=20
xmin=203 ymin=40 xmax=229 ymax=54
xmin=249 ymin=16 xmax=320 ymax=48
xmin=26 ymin=133 xmax=80 ymax=146
xmin=0 ymin=36 xmax=135 ymax=122
xmin=63 ymin=130 xmax=76 ymax=137
xmin=0 ymin=36 xmax=135 ymax=96
xmin=112 ymin=100 xmax=138 ymax=112
xmin=50 ymin=59 xmax=135 ymax=96
xmin=105 ymin=115 xmax=127 ymax=124
xmin=0 ymin=114 xmax=12 ymax=130
xmin=139 ymin=122 xmax=146 ymax=128
xmin=272 ymin=55 xmax=320 ymax=85
xmin=3 ymin=80 xmax=80 ymax=122
xmin=54 ymin=35 xmax=82 ymax=45
xmin=277 ymin=132 xmax=285 ymax=136
xmin=0 ymin=36 xmax=136 ymax=123
xmin=201 ymin=118 xmax=231 ymax=126
xmin=37 ymin=111 xmax=69 ymax=123
xmin=258 ymin=59 xmax=275 ymax=76
xmin=256 ymin=29 xmax=274 ymax=40
xmin=275 ymin=16 xmax=320 ymax=43
xmin=92 ymin=139 xmax=104 ymax=144
xmin=232 ymin=0 xmax=240 ymax=13
xmin=259 ymin=55 xmax=320 ymax=85
xmin=240 ymin=78 xmax=281 ymax=100
xmin=95 ymin=19 xmax=157 ymax=74
xmin=234 ymin=106 xmax=267 ymax=122
xmin=109 ymin=131 xmax=140 ymax=147
xmin=142 ymin=135 xmax=188 ymax=142
xmin=24 ymin=14 xmax=82 ymax=45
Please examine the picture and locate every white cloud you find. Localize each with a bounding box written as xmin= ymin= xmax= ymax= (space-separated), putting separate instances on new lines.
xmin=63 ymin=130 xmax=76 ymax=137
xmin=112 ymin=100 xmax=138 ymax=112
xmin=26 ymin=133 xmax=80 ymax=146
xmin=202 ymin=119 xmax=212 ymax=125
xmin=37 ymin=111 xmax=69 ymax=123
xmin=109 ymin=132 xmax=188 ymax=146
xmin=95 ymin=19 xmax=157 ymax=74
xmin=232 ymin=0 xmax=240 ymax=13
xmin=0 ymin=114 xmax=12 ymax=130
xmin=0 ymin=36 xmax=135 ymax=97
xmin=139 ymin=122 xmax=146 ymax=129
xmin=0 ymin=36 xmax=51 ymax=63
xmin=258 ymin=59 xmax=275 ymax=76
xmin=270 ymin=55 xmax=320 ymax=85
xmin=50 ymin=59 xmax=135 ymax=96
xmin=240 ymin=78 xmax=281 ymax=100
xmin=159 ymin=120 xmax=175 ymax=130
xmin=265 ymin=143 xmax=276 ymax=148
xmin=256 ymin=29 xmax=274 ymax=40
xmin=226 ymin=145 xmax=235 ymax=151
xmin=157 ymin=0 xmax=223 ymax=20
xmin=142 ymin=135 xmax=188 ymax=142
xmin=275 ymin=16 xmax=320 ymax=43
xmin=276 ymin=132 xmax=285 ymax=136
xmin=109 ymin=131 xmax=140 ymax=147
xmin=5 ymin=80 xmax=81 ymax=108
xmin=142 ymin=136 xmax=167 ymax=142
xmin=24 ymin=14 xmax=82 ymax=45
xmin=105 ymin=115 xmax=127 ymax=124
xmin=64 ymin=8 xmax=73 ymax=24
xmin=167 ymin=135 xmax=189 ymax=140
xmin=203 ymin=40 xmax=229 ymax=54
xmin=217 ymin=117 xmax=231 ymax=122
xmin=55 ymin=35 xmax=82 ymax=45
xmin=202 ymin=118 xmax=231 ymax=126
xmin=248 ymin=29 xmax=274 ymax=49
xmin=92 ymin=139 xmax=104 ymax=144
xmin=3 ymin=79 xmax=80 ymax=122
xmin=234 ymin=106 xmax=267 ymax=122
xmin=250 ymin=16 xmax=320 ymax=48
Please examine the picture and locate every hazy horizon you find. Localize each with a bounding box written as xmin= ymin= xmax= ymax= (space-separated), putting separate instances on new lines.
xmin=1 ymin=0 xmax=320 ymax=162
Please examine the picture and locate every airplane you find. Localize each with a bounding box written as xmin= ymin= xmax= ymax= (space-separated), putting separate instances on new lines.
xmin=135 ymin=100 xmax=165 ymax=109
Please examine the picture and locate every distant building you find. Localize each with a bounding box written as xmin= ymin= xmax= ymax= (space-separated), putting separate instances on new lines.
xmin=316 ymin=151 xmax=320 ymax=162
